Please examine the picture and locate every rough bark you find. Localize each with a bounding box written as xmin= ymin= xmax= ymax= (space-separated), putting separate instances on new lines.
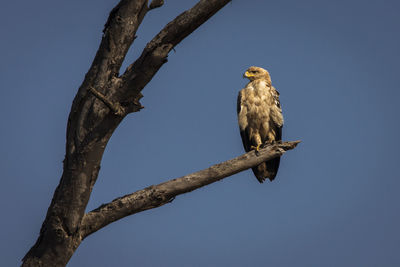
xmin=22 ymin=0 xmax=231 ymax=266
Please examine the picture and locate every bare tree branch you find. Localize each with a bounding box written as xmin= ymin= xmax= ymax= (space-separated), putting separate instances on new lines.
xmin=80 ymin=141 xmax=300 ymax=239
xmin=115 ymin=0 xmax=232 ymax=106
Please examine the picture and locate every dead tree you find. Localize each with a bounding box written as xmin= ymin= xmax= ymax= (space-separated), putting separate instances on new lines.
xmin=22 ymin=1 xmax=299 ymax=266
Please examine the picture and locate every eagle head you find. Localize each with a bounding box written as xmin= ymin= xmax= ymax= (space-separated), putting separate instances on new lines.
xmin=243 ymin=66 xmax=271 ymax=84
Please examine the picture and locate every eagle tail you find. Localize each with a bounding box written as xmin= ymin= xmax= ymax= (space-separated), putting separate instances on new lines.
xmin=252 ymin=157 xmax=281 ymax=183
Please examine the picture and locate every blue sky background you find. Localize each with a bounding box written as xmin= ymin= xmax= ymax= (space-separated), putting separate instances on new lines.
xmin=1 ymin=0 xmax=400 ymax=266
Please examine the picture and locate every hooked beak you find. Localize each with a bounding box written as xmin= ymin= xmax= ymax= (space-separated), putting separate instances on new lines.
xmin=243 ymin=71 xmax=253 ymax=79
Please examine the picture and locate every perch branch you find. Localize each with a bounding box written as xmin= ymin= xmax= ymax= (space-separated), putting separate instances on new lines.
xmin=80 ymin=140 xmax=300 ymax=238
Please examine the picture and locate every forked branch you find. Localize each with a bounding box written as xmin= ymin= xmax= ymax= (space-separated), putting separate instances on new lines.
xmin=21 ymin=1 xmax=278 ymax=266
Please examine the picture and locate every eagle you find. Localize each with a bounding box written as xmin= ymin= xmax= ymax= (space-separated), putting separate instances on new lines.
xmin=237 ymin=66 xmax=284 ymax=183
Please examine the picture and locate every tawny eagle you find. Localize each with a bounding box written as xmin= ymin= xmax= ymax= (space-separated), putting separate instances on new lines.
xmin=237 ymin=66 xmax=284 ymax=183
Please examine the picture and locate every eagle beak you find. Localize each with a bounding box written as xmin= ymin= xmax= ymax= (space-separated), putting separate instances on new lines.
xmin=243 ymin=71 xmax=252 ymax=78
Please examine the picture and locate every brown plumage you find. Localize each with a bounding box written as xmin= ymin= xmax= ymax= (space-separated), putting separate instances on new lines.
xmin=237 ymin=66 xmax=284 ymax=183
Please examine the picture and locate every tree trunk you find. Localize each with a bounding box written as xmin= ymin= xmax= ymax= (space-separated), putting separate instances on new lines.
xmin=22 ymin=1 xmax=233 ymax=266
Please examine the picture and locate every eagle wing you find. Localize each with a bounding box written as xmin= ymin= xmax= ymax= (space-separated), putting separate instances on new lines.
xmin=271 ymin=86 xmax=283 ymax=139
xmin=237 ymin=90 xmax=252 ymax=152
xmin=263 ymin=86 xmax=283 ymax=182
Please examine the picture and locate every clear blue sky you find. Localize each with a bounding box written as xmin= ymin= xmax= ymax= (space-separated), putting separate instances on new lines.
xmin=1 ymin=0 xmax=400 ymax=266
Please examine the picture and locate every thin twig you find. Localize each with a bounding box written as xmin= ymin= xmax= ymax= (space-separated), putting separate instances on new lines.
xmin=89 ymin=86 xmax=125 ymax=116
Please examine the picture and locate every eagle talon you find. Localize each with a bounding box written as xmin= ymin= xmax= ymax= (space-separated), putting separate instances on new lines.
xmin=251 ymin=144 xmax=262 ymax=153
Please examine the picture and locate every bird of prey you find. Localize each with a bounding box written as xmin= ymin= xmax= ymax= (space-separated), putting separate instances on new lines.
xmin=237 ymin=66 xmax=284 ymax=183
